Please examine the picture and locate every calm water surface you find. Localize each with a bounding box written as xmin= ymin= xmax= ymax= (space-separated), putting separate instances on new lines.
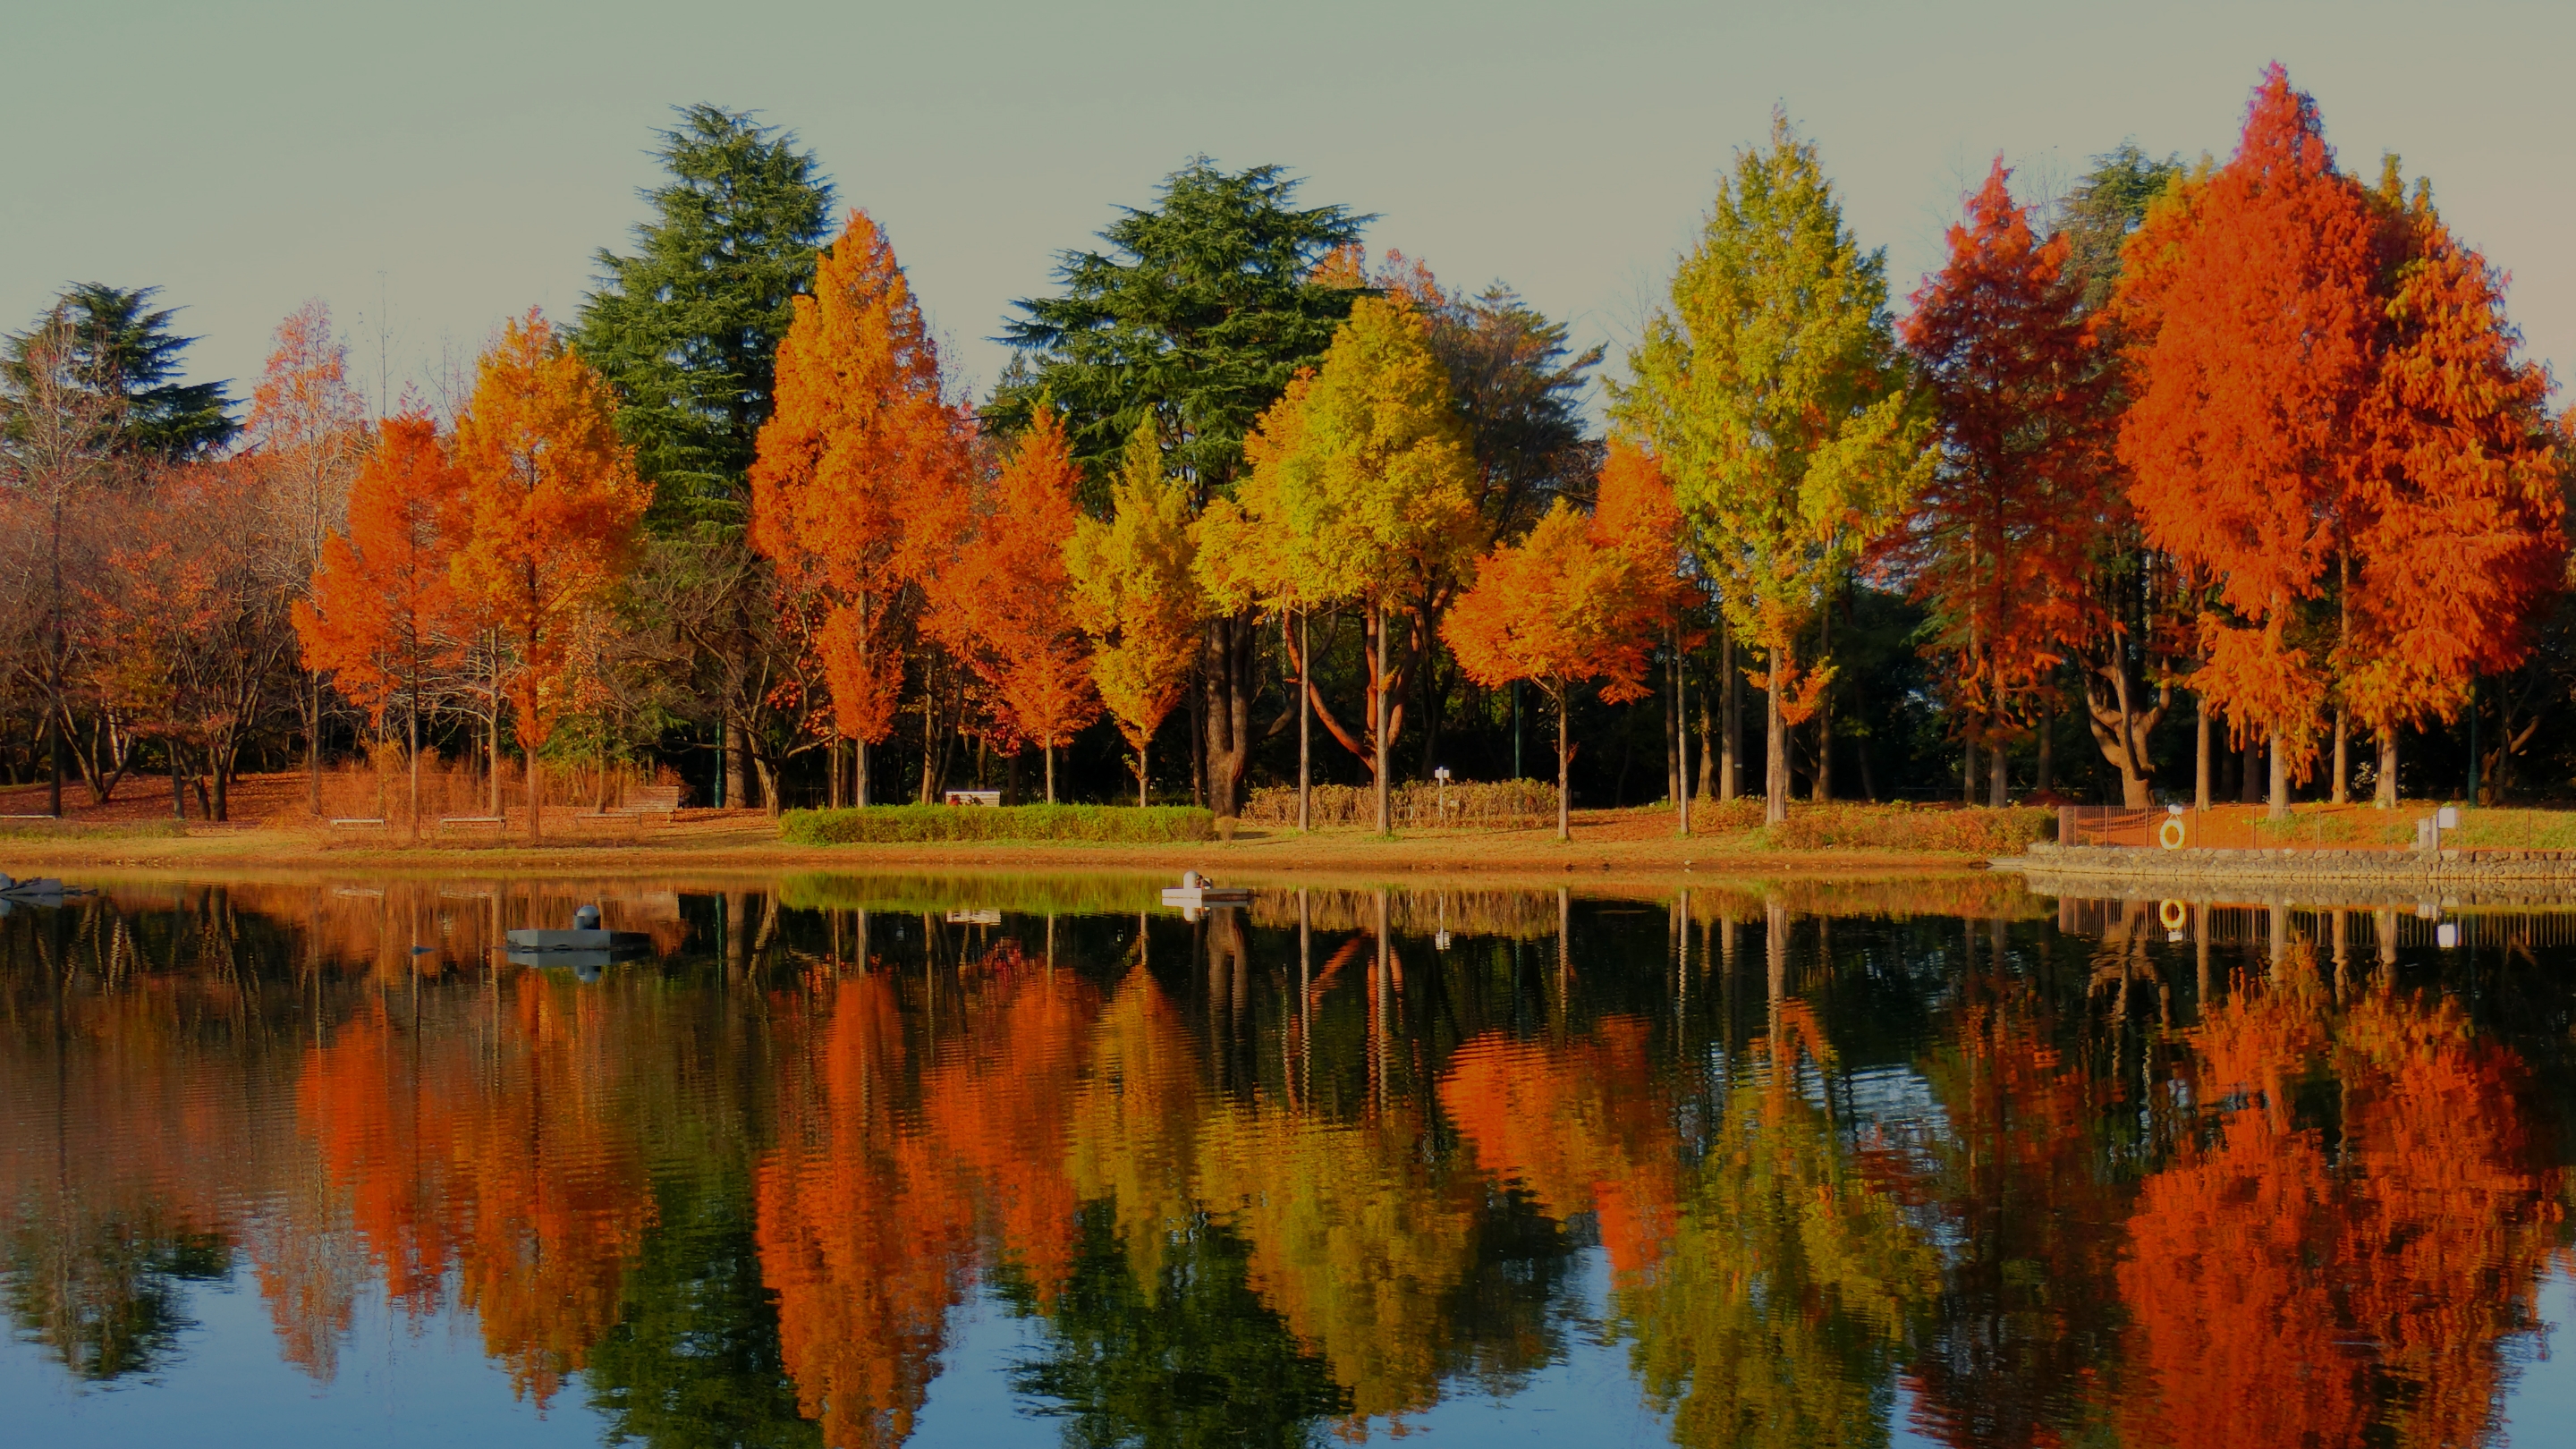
xmin=3 ymin=873 xmax=2572 ymax=1447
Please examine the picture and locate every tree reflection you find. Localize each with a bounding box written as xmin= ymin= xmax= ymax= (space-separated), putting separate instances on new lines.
xmin=2117 ymin=953 xmax=2563 ymax=1448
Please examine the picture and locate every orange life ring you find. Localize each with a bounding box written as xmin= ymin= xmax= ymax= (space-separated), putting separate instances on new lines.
xmin=2157 ymin=817 xmax=2187 ymax=851
xmin=2159 ymin=898 xmax=2188 ymax=931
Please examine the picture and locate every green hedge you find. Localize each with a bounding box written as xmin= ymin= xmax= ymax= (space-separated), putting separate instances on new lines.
xmin=779 ymin=803 xmax=1216 ymax=845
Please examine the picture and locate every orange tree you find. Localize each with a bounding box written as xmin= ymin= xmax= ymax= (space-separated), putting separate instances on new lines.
xmin=750 ymin=209 xmax=970 ymax=805
xmin=293 ymin=414 xmax=468 ymax=837
xmin=1897 ymin=159 xmax=2119 ymax=804
xmin=450 ymin=310 xmax=649 ymax=842
xmin=1443 ymin=441 xmax=1673 ymax=840
xmin=2114 ymin=66 xmax=2559 ymax=813
xmin=929 ymin=407 xmax=1097 ymax=801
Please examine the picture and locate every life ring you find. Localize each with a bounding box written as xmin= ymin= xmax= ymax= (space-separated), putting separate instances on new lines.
xmin=2157 ymin=817 xmax=2187 ymax=851
xmin=2159 ymin=898 xmax=2188 ymax=931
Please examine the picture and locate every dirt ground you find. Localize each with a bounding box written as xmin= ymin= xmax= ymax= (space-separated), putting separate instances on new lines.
xmin=0 ymin=771 xmax=1989 ymax=887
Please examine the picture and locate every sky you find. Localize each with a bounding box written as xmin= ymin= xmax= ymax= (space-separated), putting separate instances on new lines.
xmin=7 ymin=0 xmax=2572 ymax=418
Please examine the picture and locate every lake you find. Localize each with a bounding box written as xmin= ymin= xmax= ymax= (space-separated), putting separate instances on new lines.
xmin=3 ymin=872 xmax=2572 ymax=1447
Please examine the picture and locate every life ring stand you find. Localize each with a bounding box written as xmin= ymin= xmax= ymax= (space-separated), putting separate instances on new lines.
xmin=2157 ymin=817 xmax=2188 ymax=851
xmin=2158 ymin=898 xmax=2188 ymax=931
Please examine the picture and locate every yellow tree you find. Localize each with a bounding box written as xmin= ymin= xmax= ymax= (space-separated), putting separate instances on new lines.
xmin=1204 ymin=294 xmax=1480 ymax=834
xmin=450 ymin=309 xmax=649 ymax=842
xmin=750 ymin=209 xmax=970 ymax=803
xmin=1615 ymin=114 xmax=1931 ymax=824
xmin=1066 ymin=421 xmax=1204 ymax=806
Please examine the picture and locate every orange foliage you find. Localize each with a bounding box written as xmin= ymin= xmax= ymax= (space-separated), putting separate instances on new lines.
xmin=1436 ymin=1018 xmax=1681 ymax=1277
xmin=293 ymin=413 xmax=467 ymax=724
xmin=926 ymin=409 xmax=1099 ymax=773
xmin=449 ymin=309 xmax=648 ymax=833
xmin=2117 ymin=962 xmax=2562 ymax=1448
xmin=750 ymin=210 xmax=972 ymax=748
xmin=1897 ymin=158 xmax=2113 ymax=734
xmin=758 ymin=976 xmax=977 ymax=1448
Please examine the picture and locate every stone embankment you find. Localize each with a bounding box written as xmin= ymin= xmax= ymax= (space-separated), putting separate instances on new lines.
xmin=1996 ymin=840 xmax=2576 ymax=906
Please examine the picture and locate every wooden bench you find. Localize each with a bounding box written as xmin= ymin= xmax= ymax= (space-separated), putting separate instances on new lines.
xmin=613 ymin=785 xmax=683 ymax=817
xmin=943 ymin=790 xmax=1003 ymax=807
xmin=328 ymin=818 xmax=388 ymax=829
xmin=437 ymin=816 xmax=506 ymax=833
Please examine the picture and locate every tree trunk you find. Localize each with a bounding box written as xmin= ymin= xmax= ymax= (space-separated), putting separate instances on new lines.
xmin=1664 ymin=628 xmax=1681 ymax=807
xmin=306 ymin=673 xmax=323 ymax=816
xmin=1138 ymin=736 xmax=1149 ymax=809
xmin=1963 ymin=732 xmax=1978 ymax=805
xmin=2332 ymin=707 xmax=2348 ymax=805
xmin=1373 ymin=602 xmax=1391 ymax=835
xmin=1764 ymin=649 xmax=1788 ymax=826
xmin=2240 ymin=735 xmax=2260 ymax=805
xmin=2035 ymin=701 xmax=2053 ymax=795
xmin=2194 ymin=692 xmax=2212 ymax=811
xmin=408 ymin=695 xmax=421 ymax=843
xmin=2267 ymin=731 xmax=2287 ymax=821
xmin=1204 ymin=612 xmax=1253 ymax=820
xmin=724 ymin=716 xmax=749 ymax=810
xmin=857 ymin=738 xmax=870 ymax=808
xmin=2375 ymin=728 xmax=2397 ymax=809
xmin=1045 ymin=743 xmax=1055 ymax=805
xmin=170 ymin=739 xmax=185 ymax=820
xmin=527 ymin=750 xmax=544 ymax=843
xmin=1555 ymin=686 xmax=1570 ymax=842
xmin=1988 ymin=718 xmax=2008 ymax=807
xmin=1719 ymin=623 xmax=1739 ymax=803
xmin=755 ymin=747 xmax=780 ymax=818
xmin=1672 ymin=623 xmax=1690 ymax=835
xmin=1298 ymin=610 xmax=1311 ymax=833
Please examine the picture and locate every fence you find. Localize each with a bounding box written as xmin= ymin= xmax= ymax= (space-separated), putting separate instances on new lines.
xmin=2054 ymin=803 xmax=2576 ymax=854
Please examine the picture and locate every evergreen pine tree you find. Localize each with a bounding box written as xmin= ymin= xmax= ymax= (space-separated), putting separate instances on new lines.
xmin=578 ymin=104 xmax=834 ymax=527
xmin=4 ymin=284 xmax=235 ymax=459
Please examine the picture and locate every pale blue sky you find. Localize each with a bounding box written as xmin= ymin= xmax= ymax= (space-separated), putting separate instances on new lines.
xmin=7 ymin=1 xmax=2571 ymax=415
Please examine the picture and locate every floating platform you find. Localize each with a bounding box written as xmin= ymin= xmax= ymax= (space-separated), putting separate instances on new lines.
xmin=1160 ymin=886 xmax=1252 ymax=910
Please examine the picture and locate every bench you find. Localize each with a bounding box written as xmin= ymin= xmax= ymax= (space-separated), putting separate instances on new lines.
xmin=614 ymin=785 xmax=683 ymax=817
xmin=943 ymin=790 xmax=1002 ymax=807
xmin=437 ymin=816 xmax=506 ymax=833
xmin=328 ymin=818 xmax=387 ymax=828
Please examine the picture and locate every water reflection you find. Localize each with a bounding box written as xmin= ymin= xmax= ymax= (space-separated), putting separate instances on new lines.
xmin=0 ymin=875 xmax=2569 ymax=1448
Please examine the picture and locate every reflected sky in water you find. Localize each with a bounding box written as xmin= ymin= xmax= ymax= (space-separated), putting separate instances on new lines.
xmin=2 ymin=874 xmax=2572 ymax=1447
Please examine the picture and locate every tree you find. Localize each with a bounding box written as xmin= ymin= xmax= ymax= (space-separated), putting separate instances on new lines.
xmin=245 ymin=300 xmax=369 ymax=813
xmin=4 ymin=284 xmax=235 ymax=460
xmin=578 ymin=104 xmax=835 ymax=527
xmin=1897 ymin=160 xmax=2115 ymax=806
xmin=930 ymin=408 xmax=1098 ymax=802
xmin=1206 ymin=294 xmax=1480 ymax=832
xmin=2338 ymin=173 xmax=2564 ymax=805
xmin=1615 ymin=114 xmax=1930 ymax=824
xmin=1066 ymin=421 xmax=1205 ymax=805
xmin=749 ymin=209 xmax=970 ymax=807
xmin=293 ymin=414 xmax=468 ymax=839
xmin=999 ymin=157 xmax=1368 ymax=818
xmin=449 ymin=310 xmax=650 ymax=842
xmin=0 ymin=312 xmax=123 ymax=814
xmin=2117 ymin=67 xmax=2385 ymax=817
xmin=2056 ymin=143 xmax=2185 ymax=311
xmin=1444 ymin=442 xmax=1672 ymax=840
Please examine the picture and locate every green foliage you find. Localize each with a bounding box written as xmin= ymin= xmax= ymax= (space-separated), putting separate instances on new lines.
xmin=1006 ymin=1200 xmax=1352 ymax=1449
xmin=1421 ymin=283 xmax=1603 ymax=540
xmin=578 ymin=105 xmax=835 ymax=528
xmin=2056 ymin=140 xmax=2186 ymax=310
xmin=4 ymin=284 xmax=235 ymax=458
xmin=996 ymin=158 xmax=1369 ymax=505
xmin=585 ymin=1172 xmax=819 ymax=1449
xmin=779 ymin=803 xmax=1216 ymax=844
xmin=1614 ymin=114 xmax=1929 ymax=688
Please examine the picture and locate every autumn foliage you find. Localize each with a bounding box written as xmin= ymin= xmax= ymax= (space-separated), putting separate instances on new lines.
xmin=750 ymin=209 xmax=972 ymax=758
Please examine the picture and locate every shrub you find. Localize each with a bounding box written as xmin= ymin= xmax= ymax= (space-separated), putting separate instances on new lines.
xmin=0 ymin=819 xmax=186 ymax=840
xmin=1758 ymin=802 xmax=2055 ymax=853
xmin=778 ymin=803 xmax=1216 ymax=845
xmin=1241 ymin=780 xmax=1558 ymax=829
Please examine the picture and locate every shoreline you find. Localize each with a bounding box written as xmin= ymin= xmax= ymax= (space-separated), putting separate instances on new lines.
xmin=0 ymin=818 xmax=1990 ymax=889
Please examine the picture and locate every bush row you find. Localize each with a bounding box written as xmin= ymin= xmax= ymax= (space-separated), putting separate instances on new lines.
xmin=779 ymin=803 xmax=1216 ymax=844
xmin=1760 ymin=802 xmax=2056 ymax=853
xmin=1241 ymin=780 xmax=1560 ymax=828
